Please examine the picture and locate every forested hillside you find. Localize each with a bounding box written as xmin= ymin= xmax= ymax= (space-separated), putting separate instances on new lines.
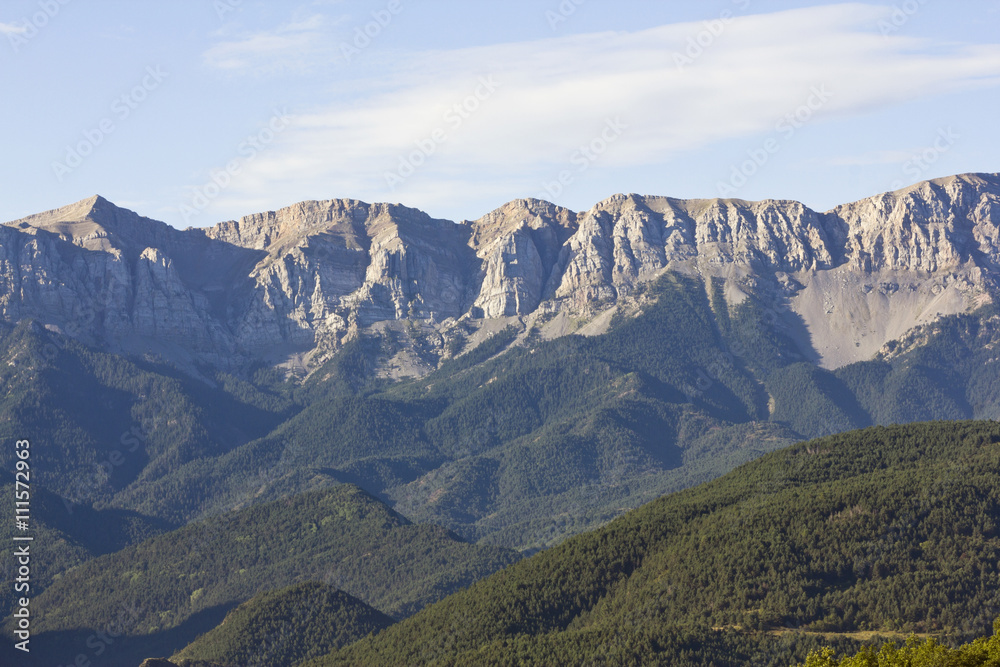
xmin=2 ymin=485 xmax=516 ymax=667
xmin=796 ymin=619 xmax=1000 ymax=666
xmin=112 ymin=273 xmax=806 ymax=549
xmin=4 ymin=273 xmax=1000 ymax=665
xmin=0 ymin=484 xmax=171 ymax=617
xmin=173 ymin=582 xmax=392 ymax=667
xmin=0 ymin=319 xmax=291 ymax=518
xmin=309 ymin=421 xmax=1000 ymax=666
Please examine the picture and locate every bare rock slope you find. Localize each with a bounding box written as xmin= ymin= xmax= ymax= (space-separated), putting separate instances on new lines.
xmin=2 ymin=173 xmax=997 ymax=371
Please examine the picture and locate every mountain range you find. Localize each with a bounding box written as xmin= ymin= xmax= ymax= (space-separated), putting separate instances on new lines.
xmin=3 ymin=174 xmax=1000 ymax=665
xmin=1 ymin=174 xmax=998 ymax=547
xmin=3 ymin=172 xmax=996 ymax=375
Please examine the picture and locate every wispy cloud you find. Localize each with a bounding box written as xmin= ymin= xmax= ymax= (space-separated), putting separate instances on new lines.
xmin=203 ymin=13 xmax=337 ymax=74
xmin=0 ymin=21 xmax=28 ymax=35
xmin=192 ymin=3 xmax=1000 ymax=220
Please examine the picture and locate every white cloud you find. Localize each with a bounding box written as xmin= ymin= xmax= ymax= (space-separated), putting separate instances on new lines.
xmin=203 ymin=13 xmax=336 ymax=74
xmin=196 ymin=3 xmax=1000 ymax=220
xmin=0 ymin=21 xmax=27 ymax=34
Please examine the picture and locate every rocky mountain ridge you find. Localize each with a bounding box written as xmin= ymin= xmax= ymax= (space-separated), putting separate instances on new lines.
xmin=1 ymin=172 xmax=997 ymax=372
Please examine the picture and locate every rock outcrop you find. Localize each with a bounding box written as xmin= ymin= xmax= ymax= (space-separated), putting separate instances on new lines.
xmin=1 ymin=173 xmax=997 ymax=371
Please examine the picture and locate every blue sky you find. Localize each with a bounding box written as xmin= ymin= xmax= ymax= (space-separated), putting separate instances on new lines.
xmin=2 ymin=0 xmax=999 ymax=228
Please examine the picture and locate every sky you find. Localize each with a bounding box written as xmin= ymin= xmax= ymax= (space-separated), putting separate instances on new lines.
xmin=1 ymin=0 xmax=999 ymax=229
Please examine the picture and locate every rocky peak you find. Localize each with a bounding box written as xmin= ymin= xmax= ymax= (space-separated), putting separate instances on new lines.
xmin=205 ymin=199 xmax=374 ymax=254
xmin=1 ymin=173 xmax=998 ymax=373
xmin=464 ymin=199 xmax=579 ymax=318
xmin=465 ymin=199 xmax=578 ymax=246
xmin=833 ymin=173 xmax=1000 ymax=273
xmin=3 ymin=195 xmax=173 ymax=257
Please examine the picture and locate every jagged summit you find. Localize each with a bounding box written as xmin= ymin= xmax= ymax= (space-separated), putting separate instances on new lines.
xmin=0 ymin=172 xmax=997 ymax=372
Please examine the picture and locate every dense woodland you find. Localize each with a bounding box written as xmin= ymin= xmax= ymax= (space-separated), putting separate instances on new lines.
xmin=1 ymin=485 xmax=515 ymax=666
xmin=797 ymin=619 xmax=1000 ymax=667
xmin=309 ymin=421 xmax=1000 ymax=666
xmin=173 ymin=582 xmax=392 ymax=667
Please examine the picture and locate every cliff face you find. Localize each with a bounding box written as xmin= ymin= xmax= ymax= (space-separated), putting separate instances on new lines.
xmin=204 ymin=199 xmax=479 ymax=359
xmin=2 ymin=173 xmax=998 ymax=371
xmin=466 ymin=199 xmax=578 ymax=318
xmin=549 ymin=194 xmax=838 ymax=309
xmin=832 ymin=174 xmax=1000 ymax=273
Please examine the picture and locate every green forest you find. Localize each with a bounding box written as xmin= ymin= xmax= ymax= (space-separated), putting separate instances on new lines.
xmin=797 ymin=619 xmax=1000 ymax=667
xmin=173 ymin=582 xmax=392 ymax=667
xmin=308 ymin=421 xmax=1000 ymax=666
xmin=1 ymin=485 xmax=516 ymax=666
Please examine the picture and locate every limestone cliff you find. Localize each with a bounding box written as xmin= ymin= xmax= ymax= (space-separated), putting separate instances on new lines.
xmin=1 ymin=173 xmax=997 ymax=372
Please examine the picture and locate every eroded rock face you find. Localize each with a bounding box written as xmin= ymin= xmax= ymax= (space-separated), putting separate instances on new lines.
xmin=1 ymin=173 xmax=998 ymax=371
xmin=467 ymin=199 xmax=578 ymax=318
xmin=208 ymin=199 xmax=478 ymax=354
xmin=551 ymin=194 xmax=839 ymax=305
xmin=833 ymin=174 xmax=1000 ymax=273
